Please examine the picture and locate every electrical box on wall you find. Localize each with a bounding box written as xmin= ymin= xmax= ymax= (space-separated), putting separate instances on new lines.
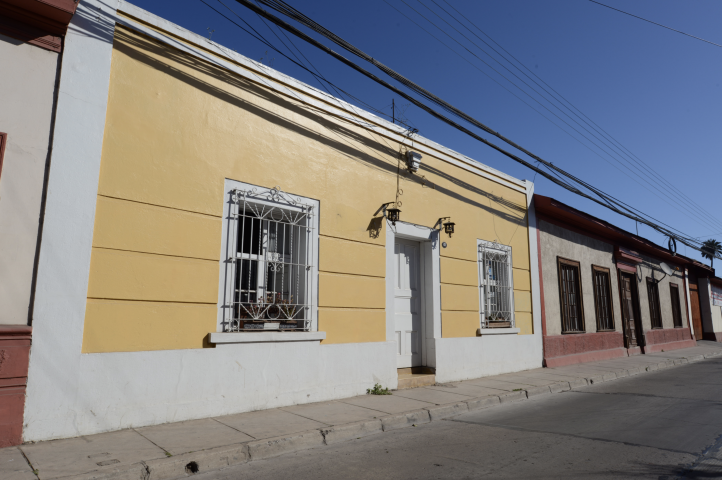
xmin=406 ymin=151 xmax=422 ymax=173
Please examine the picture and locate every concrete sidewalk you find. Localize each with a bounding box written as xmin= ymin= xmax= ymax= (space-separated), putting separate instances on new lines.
xmin=4 ymin=342 xmax=722 ymax=480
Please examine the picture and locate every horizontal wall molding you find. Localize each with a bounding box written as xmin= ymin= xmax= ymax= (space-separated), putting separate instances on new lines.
xmin=319 ymin=233 xmax=385 ymax=249
xmin=317 ymin=270 xmax=385 ymax=279
xmin=91 ymin=246 xmax=219 ymax=263
xmin=210 ymin=332 xmax=326 ymax=344
xmin=97 ymin=194 xmax=223 ymax=219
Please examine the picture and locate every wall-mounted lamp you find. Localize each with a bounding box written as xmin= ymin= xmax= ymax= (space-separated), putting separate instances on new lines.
xmin=437 ymin=217 xmax=455 ymax=237
xmin=387 ymin=207 xmax=401 ymax=225
xmin=406 ymin=151 xmax=422 ymax=173
xmin=376 ymin=202 xmax=402 ymax=226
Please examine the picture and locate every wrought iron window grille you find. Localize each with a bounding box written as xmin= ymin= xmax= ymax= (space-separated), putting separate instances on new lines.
xmin=558 ymin=258 xmax=585 ymax=333
xmin=225 ymin=186 xmax=315 ymax=332
xmin=478 ymin=240 xmax=514 ymax=329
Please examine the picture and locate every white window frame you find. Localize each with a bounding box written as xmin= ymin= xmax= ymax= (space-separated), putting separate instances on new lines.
xmin=216 ymin=180 xmax=320 ymax=335
xmin=477 ymin=239 xmax=515 ymax=330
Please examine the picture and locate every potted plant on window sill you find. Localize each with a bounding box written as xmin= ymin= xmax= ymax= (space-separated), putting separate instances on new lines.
xmin=486 ymin=316 xmax=511 ymax=328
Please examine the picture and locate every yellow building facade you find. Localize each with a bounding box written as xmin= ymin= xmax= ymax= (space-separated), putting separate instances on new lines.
xmin=23 ymin=0 xmax=542 ymax=441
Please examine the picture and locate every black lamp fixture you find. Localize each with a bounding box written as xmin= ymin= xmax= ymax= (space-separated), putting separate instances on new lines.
xmin=376 ymin=202 xmax=402 ymax=226
xmin=438 ymin=217 xmax=455 ymax=237
xmin=387 ymin=207 xmax=401 ymax=225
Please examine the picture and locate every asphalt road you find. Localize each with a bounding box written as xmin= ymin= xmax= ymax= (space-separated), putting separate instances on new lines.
xmin=194 ymin=357 xmax=722 ymax=479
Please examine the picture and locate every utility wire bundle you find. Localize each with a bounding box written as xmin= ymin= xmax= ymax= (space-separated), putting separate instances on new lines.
xmin=227 ymin=0 xmax=718 ymax=261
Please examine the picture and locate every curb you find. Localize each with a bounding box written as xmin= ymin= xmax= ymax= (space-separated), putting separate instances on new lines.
xmin=247 ymin=431 xmax=324 ymax=461
xmin=381 ymin=409 xmax=431 ymax=431
xmin=320 ymin=420 xmax=382 ymax=445
xmin=63 ymin=351 xmax=719 ymax=479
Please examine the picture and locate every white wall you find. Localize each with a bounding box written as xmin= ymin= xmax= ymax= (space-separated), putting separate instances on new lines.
xmin=0 ymin=34 xmax=59 ymax=325
xmin=699 ymin=278 xmax=722 ymax=333
xmin=26 ymin=339 xmax=396 ymax=441
xmin=434 ymin=335 xmax=542 ymax=382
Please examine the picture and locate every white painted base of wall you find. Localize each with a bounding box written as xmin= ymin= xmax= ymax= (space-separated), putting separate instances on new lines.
xmin=433 ymin=336 xmax=542 ymax=383
xmin=23 ymin=341 xmax=397 ymax=442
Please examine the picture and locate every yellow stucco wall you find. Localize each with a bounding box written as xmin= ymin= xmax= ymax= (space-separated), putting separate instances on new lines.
xmin=82 ymin=26 xmax=532 ymax=353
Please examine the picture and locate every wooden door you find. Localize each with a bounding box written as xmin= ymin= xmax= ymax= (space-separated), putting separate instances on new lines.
xmin=620 ymin=272 xmax=641 ymax=348
xmin=394 ymin=239 xmax=422 ymax=368
xmin=688 ymin=281 xmax=704 ymax=340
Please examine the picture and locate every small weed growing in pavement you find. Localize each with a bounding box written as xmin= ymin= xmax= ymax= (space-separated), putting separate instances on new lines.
xmin=165 ymin=452 xmax=172 ymax=457
xmin=513 ymin=388 xmax=523 ymax=391
xmin=367 ymin=383 xmax=391 ymax=395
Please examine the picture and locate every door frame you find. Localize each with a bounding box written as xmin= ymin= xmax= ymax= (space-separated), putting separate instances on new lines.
xmin=618 ymin=270 xmax=644 ymax=348
xmin=686 ymin=271 xmax=705 ymax=341
xmin=385 ymin=220 xmax=441 ymax=368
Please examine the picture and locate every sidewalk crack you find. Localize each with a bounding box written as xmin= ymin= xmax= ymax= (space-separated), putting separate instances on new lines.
xmin=18 ymin=447 xmax=39 ymax=479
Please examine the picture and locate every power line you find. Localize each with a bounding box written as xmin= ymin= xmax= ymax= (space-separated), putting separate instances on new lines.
xmin=434 ymin=0 xmax=722 ymax=233
xmin=589 ymin=0 xmax=722 ymax=49
xmin=232 ymin=0 xmax=717 ymax=257
xmin=201 ymin=0 xmax=413 ymax=185
xmin=246 ymin=1 xmax=707 ymax=241
xmin=404 ymin=0 xmax=722 ymax=232
xmin=200 ymin=0 xmax=399 ymax=125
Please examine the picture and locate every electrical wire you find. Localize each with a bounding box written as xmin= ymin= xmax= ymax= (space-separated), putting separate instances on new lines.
xmin=201 ymin=0 xmax=414 ymax=188
xmin=401 ymin=0 xmax=722 ymax=232
xmin=258 ymin=0 xmax=718 ymax=247
xmin=204 ymin=0 xmax=718 ymax=251
xmin=589 ymin=0 xmax=722 ymax=49
xmin=230 ymin=0 xmax=720 ymax=258
xmin=200 ymin=0 xmax=399 ymax=125
xmin=207 ymin=0 xmax=714 ymax=259
xmin=435 ymin=0 xmax=722 ymax=232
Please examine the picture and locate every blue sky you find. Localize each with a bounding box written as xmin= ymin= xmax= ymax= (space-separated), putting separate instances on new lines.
xmin=130 ymin=0 xmax=722 ymax=265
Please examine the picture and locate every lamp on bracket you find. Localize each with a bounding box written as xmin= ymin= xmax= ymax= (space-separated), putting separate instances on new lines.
xmin=376 ymin=202 xmax=401 ymax=226
xmin=438 ymin=217 xmax=455 ymax=237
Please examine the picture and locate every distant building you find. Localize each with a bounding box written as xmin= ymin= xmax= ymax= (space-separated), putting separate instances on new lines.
xmin=534 ymin=195 xmax=715 ymax=367
xmin=0 ymin=0 xmax=78 ymax=446
xmin=20 ymin=0 xmax=543 ymax=442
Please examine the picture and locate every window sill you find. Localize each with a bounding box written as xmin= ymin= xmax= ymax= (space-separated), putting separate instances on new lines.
xmin=477 ymin=328 xmax=520 ymax=336
xmin=210 ymin=332 xmax=326 ymax=344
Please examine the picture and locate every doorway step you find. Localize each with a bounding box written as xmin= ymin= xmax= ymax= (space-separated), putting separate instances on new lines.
xmin=397 ymin=367 xmax=436 ymax=389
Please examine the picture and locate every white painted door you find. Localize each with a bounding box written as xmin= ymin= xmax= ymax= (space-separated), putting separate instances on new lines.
xmin=395 ymin=239 xmax=422 ymax=367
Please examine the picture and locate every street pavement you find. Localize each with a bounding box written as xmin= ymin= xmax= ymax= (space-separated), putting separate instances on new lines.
xmin=194 ymin=354 xmax=722 ymax=479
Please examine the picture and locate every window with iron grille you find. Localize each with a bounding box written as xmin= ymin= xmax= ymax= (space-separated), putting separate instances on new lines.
xmin=646 ymin=278 xmax=662 ymax=329
xmin=0 ymin=133 xmax=6 ymax=184
xmin=592 ymin=265 xmax=614 ymax=331
xmin=477 ymin=240 xmax=514 ymax=329
xmin=220 ymin=182 xmax=318 ymax=332
xmin=669 ymin=283 xmax=683 ymax=328
xmin=558 ymin=258 xmax=584 ymax=333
